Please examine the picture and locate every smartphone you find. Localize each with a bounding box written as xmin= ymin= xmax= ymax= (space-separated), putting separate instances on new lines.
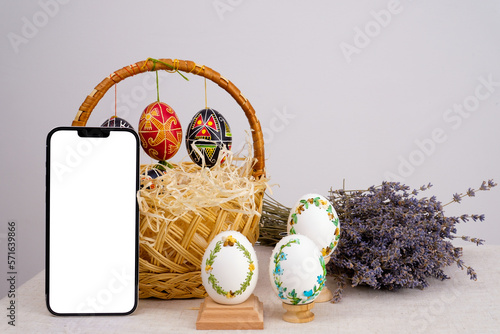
xmin=46 ymin=127 xmax=139 ymax=315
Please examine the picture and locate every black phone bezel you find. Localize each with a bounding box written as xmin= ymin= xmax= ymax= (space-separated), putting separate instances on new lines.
xmin=45 ymin=126 xmax=140 ymax=316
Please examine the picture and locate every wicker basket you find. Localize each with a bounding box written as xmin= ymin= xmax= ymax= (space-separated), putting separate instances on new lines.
xmin=72 ymin=58 xmax=266 ymax=299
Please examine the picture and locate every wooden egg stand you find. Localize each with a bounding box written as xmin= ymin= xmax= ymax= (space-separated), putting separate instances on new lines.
xmin=282 ymin=301 xmax=315 ymax=323
xmin=196 ymin=295 xmax=264 ymax=330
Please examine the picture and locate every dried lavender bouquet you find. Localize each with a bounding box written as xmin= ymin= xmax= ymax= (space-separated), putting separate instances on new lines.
xmin=258 ymin=180 xmax=496 ymax=302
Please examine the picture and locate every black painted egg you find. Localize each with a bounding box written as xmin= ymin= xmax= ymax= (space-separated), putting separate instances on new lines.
xmin=140 ymin=168 xmax=165 ymax=189
xmin=185 ymin=108 xmax=232 ymax=168
xmin=101 ymin=116 xmax=134 ymax=129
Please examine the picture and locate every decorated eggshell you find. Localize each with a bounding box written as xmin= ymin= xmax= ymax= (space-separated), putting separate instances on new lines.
xmin=138 ymin=101 xmax=182 ymax=161
xmin=185 ymin=108 xmax=232 ymax=168
xmin=139 ymin=168 xmax=165 ymax=189
xmin=201 ymin=231 xmax=258 ymax=305
xmin=101 ymin=116 xmax=134 ymax=129
xmin=287 ymin=194 xmax=340 ymax=258
xmin=269 ymin=234 xmax=326 ymax=305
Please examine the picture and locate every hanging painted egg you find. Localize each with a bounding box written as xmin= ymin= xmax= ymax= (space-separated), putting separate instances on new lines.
xmin=201 ymin=231 xmax=258 ymax=305
xmin=101 ymin=116 xmax=134 ymax=129
xmin=287 ymin=194 xmax=340 ymax=258
xmin=185 ymin=108 xmax=232 ymax=168
xmin=269 ymin=234 xmax=326 ymax=305
xmin=138 ymin=101 xmax=182 ymax=161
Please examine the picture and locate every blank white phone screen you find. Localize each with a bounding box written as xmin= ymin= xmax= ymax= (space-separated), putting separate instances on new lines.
xmin=47 ymin=128 xmax=138 ymax=315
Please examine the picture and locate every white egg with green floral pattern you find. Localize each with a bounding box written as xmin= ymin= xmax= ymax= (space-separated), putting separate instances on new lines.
xmin=201 ymin=231 xmax=258 ymax=305
xmin=269 ymin=234 xmax=326 ymax=305
xmin=287 ymin=193 xmax=340 ymax=258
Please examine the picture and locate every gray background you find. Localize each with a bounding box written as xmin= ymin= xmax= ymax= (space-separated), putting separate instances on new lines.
xmin=1 ymin=0 xmax=499 ymax=297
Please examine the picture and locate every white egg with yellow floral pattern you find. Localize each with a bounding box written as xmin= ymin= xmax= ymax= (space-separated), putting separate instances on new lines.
xmin=201 ymin=231 xmax=258 ymax=304
xmin=287 ymin=194 xmax=340 ymax=258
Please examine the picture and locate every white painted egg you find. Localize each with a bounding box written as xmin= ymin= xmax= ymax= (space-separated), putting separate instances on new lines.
xmin=269 ymin=234 xmax=326 ymax=305
xmin=287 ymin=194 xmax=340 ymax=258
xmin=201 ymin=231 xmax=258 ymax=304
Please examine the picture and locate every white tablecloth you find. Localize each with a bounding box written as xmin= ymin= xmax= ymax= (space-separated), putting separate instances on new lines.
xmin=1 ymin=245 xmax=499 ymax=333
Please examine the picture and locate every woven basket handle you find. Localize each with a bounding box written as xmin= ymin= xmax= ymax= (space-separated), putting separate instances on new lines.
xmin=72 ymin=58 xmax=265 ymax=178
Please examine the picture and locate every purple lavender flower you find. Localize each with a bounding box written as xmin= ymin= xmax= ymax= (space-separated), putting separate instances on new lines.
xmin=452 ymin=193 xmax=462 ymax=203
xmin=324 ymin=181 xmax=495 ymax=300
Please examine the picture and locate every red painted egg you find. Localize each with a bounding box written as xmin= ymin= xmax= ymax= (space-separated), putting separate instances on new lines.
xmin=138 ymin=101 xmax=182 ymax=161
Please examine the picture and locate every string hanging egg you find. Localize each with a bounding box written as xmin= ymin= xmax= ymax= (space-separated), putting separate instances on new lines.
xmin=185 ymin=108 xmax=232 ymax=168
xmin=102 ymin=83 xmax=134 ymax=129
xmin=138 ymin=101 xmax=182 ymax=161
